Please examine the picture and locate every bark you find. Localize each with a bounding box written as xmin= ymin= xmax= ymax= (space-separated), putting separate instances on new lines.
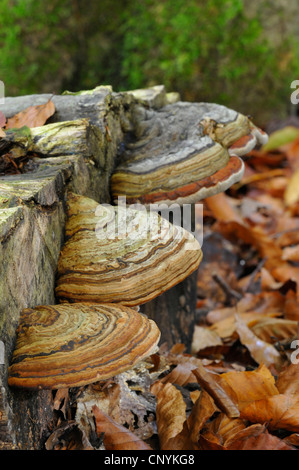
xmin=142 ymin=269 xmax=199 ymax=352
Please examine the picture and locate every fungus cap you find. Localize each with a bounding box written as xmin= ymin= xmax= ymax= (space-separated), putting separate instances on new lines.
xmin=8 ymin=303 xmax=161 ymax=390
xmin=55 ymin=193 xmax=202 ymax=305
xmin=111 ymin=102 xmax=268 ymax=206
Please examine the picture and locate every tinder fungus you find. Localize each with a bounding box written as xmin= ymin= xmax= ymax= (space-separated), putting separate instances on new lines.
xmin=55 ymin=192 xmax=202 ymax=305
xmin=111 ymin=102 xmax=268 ymax=206
xmin=8 ymin=303 xmax=160 ymax=390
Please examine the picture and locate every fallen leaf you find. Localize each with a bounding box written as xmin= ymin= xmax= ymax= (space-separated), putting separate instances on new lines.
xmin=185 ymin=391 xmax=218 ymax=445
xmin=209 ymin=311 xmax=280 ymax=340
xmin=5 ymin=99 xmax=55 ymax=129
xmin=276 ymin=362 xmax=299 ymax=396
xmin=198 ymin=433 xmax=226 ymax=450
xmin=166 ymin=390 xmax=218 ymax=450
xmin=192 ymin=363 xmax=240 ymax=418
xmin=92 ymin=405 xmax=152 ymax=450
xmin=261 ymin=126 xmax=299 ymax=152
xmin=283 ymin=134 xmax=299 ymax=170
xmin=249 ymin=318 xmax=298 ymax=344
xmin=284 ymin=168 xmax=299 ymax=206
xmin=151 ymin=382 xmax=187 ymax=450
xmin=283 ymin=433 xmax=299 ymax=447
xmin=234 ymin=169 xmax=288 ymax=191
xmin=221 ymin=363 xmax=279 ymax=411
xmin=277 ymin=230 xmax=299 ymax=248
xmin=282 ymin=245 xmax=299 ymax=262
xmin=203 ymin=412 xmax=246 ymax=446
xmin=159 ymin=362 xmax=198 ymax=387
xmin=53 ymin=388 xmax=69 ymax=419
xmin=240 ymin=394 xmax=299 ymax=432
xmin=226 ymin=424 xmax=295 ymax=450
xmin=235 ymin=314 xmax=284 ymax=369
xmin=205 ymin=193 xmax=243 ymax=224
xmin=191 ymin=326 xmax=223 ymax=354
xmin=260 ymin=267 xmax=283 ymax=291
xmin=284 ymin=290 xmax=299 ymax=321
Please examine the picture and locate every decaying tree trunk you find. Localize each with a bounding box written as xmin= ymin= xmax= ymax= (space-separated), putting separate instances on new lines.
xmin=0 ymin=85 xmax=201 ymax=448
xmin=142 ymin=270 xmax=198 ymax=351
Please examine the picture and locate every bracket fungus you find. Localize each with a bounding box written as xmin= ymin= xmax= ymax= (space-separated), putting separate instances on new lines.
xmin=8 ymin=303 xmax=160 ymax=390
xmin=55 ymin=192 xmax=202 ymax=306
xmin=111 ymin=102 xmax=268 ymax=206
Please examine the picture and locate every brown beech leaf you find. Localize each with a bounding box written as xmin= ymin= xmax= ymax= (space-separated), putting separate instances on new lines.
xmin=282 ymin=244 xmax=299 ymax=262
xmin=237 ymin=291 xmax=285 ymax=314
xmin=271 ymin=263 xmax=299 ymax=291
xmin=221 ymin=363 xmax=279 ymax=411
xmin=92 ymin=405 xmax=152 ymax=450
xmin=192 ymin=363 xmax=239 ymax=418
xmin=151 ymin=382 xmax=187 ymax=450
xmin=276 ymin=362 xmax=299 ymax=396
xmin=159 ymin=362 xmax=198 ymax=387
xmin=198 ymin=433 xmax=226 ymax=450
xmin=185 ymin=390 xmax=218 ymax=445
xmin=5 ymin=99 xmax=55 ymax=129
xmin=205 ymin=193 xmax=244 ymax=224
xmin=283 ymin=433 xmax=299 ymax=447
xmin=191 ymin=325 xmax=223 ymax=354
xmin=209 ymin=311 xmax=280 ymax=340
xmin=240 ymin=394 xmax=299 ymax=432
xmin=249 ymin=317 xmax=298 ymax=344
xmin=226 ymin=424 xmax=295 ymax=450
xmin=284 ymin=168 xmax=299 ymax=206
xmin=277 ymin=229 xmax=299 ymax=249
xmin=285 ymin=289 xmax=299 ymax=321
xmin=234 ymin=314 xmax=283 ymax=369
xmin=53 ymin=388 xmax=69 ymax=419
xmin=283 ymin=134 xmax=299 ymax=170
xmin=207 ymin=291 xmax=284 ymax=326
xmin=0 ymin=128 xmax=5 ymax=138
xmin=203 ymin=412 xmax=246 ymax=447
xmin=161 ymin=390 xmax=218 ymax=451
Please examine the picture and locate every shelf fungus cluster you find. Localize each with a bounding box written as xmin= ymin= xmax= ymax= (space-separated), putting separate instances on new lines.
xmin=8 ymin=303 xmax=160 ymax=390
xmin=111 ymin=102 xmax=268 ymax=206
xmin=8 ymin=192 xmax=202 ymax=389
xmin=7 ymin=97 xmax=268 ymax=392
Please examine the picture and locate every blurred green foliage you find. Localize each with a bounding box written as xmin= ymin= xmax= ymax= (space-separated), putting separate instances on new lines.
xmin=0 ymin=0 xmax=298 ymax=123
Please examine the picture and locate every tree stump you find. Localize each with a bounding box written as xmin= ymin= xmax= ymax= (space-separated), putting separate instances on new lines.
xmin=0 ymin=85 xmax=208 ymax=447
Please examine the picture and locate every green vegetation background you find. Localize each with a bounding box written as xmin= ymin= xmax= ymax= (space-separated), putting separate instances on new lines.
xmin=0 ymin=0 xmax=298 ymax=124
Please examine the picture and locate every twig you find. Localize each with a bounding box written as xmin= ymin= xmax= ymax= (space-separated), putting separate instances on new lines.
xmin=212 ymin=272 xmax=242 ymax=303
